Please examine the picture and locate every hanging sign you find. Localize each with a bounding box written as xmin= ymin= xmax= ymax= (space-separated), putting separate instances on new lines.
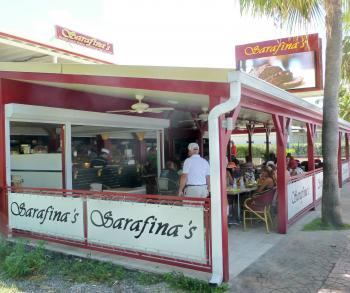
xmin=55 ymin=25 xmax=114 ymax=54
xmin=235 ymin=34 xmax=323 ymax=92
xmin=87 ymin=199 xmax=206 ymax=262
xmin=9 ymin=193 xmax=84 ymax=240
xmin=288 ymin=176 xmax=313 ymax=220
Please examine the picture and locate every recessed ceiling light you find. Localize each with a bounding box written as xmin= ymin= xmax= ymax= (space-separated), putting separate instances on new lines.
xmin=167 ymin=100 xmax=178 ymax=105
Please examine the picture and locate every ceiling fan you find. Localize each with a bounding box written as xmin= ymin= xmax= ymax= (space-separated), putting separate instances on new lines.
xmin=179 ymin=107 xmax=209 ymax=123
xmin=107 ymin=95 xmax=174 ymax=114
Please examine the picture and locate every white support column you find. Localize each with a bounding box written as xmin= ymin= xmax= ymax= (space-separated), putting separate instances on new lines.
xmin=5 ymin=117 xmax=11 ymax=186
xmin=156 ymin=130 xmax=161 ymax=177
xmin=161 ymin=129 xmax=165 ymax=169
xmin=64 ymin=122 xmax=72 ymax=189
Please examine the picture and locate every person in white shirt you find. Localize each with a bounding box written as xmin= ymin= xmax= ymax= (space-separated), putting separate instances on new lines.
xmin=178 ymin=143 xmax=210 ymax=198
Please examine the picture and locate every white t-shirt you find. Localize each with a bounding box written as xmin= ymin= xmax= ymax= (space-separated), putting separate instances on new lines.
xmin=183 ymin=154 xmax=210 ymax=185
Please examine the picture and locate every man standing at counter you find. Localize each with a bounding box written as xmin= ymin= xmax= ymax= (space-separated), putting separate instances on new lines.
xmin=178 ymin=143 xmax=210 ymax=198
xmin=90 ymin=148 xmax=110 ymax=168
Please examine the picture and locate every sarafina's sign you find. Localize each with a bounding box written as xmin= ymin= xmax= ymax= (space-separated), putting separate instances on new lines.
xmin=87 ymin=199 xmax=206 ymax=262
xmin=9 ymin=193 xmax=84 ymax=240
xmin=315 ymin=172 xmax=323 ymax=200
xmin=288 ymin=176 xmax=313 ymax=220
xmin=55 ymin=25 xmax=114 ymax=54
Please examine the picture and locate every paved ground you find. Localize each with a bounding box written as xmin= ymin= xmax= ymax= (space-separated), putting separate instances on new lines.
xmin=230 ymin=182 xmax=350 ymax=293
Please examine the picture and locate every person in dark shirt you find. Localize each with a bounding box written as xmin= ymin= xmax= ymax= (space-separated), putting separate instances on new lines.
xmin=160 ymin=161 xmax=179 ymax=190
xmin=90 ymin=148 xmax=110 ymax=168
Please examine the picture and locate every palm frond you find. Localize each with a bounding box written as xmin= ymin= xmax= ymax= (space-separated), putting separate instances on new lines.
xmin=342 ymin=36 xmax=350 ymax=82
xmin=239 ymin=0 xmax=324 ymax=31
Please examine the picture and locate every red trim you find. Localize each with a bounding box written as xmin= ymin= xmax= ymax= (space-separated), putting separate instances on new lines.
xmin=7 ymin=186 xmax=210 ymax=204
xmin=273 ymin=115 xmax=290 ymax=234
xmin=0 ymin=71 xmax=230 ymax=98
xmin=0 ymin=31 xmax=113 ymax=64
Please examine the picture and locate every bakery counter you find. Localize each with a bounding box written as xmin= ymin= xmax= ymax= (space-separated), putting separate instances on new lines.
xmin=72 ymin=164 xmax=143 ymax=190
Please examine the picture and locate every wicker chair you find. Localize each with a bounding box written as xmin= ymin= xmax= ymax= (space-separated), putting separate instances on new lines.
xmin=243 ymin=187 xmax=276 ymax=233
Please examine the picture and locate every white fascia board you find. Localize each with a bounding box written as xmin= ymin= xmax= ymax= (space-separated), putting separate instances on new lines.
xmin=5 ymin=104 xmax=169 ymax=130
xmin=229 ymin=71 xmax=350 ymax=129
xmin=0 ymin=38 xmax=95 ymax=64
xmin=228 ymin=71 xmax=323 ymax=115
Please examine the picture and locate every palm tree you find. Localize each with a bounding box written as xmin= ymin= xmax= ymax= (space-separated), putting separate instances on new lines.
xmin=339 ymin=84 xmax=350 ymax=121
xmin=240 ymin=0 xmax=347 ymax=226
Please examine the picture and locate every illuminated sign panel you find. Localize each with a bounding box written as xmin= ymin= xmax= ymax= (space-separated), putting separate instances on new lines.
xmin=235 ymin=34 xmax=322 ymax=92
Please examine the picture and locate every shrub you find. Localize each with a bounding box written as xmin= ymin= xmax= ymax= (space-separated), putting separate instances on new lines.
xmin=3 ymin=241 xmax=45 ymax=278
xmin=0 ymin=239 xmax=12 ymax=261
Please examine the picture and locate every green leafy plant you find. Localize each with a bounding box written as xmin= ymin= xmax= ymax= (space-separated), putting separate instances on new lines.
xmin=0 ymin=239 xmax=12 ymax=261
xmin=163 ymin=272 xmax=228 ymax=293
xmin=303 ymin=218 xmax=350 ymax=231
xmin=50 ymin=257 xmax=126 ymax=284
xmin=137 ymin=272 xmax=164 ymax=285
xmin=3 ymin=241 xmax=45 ymax=278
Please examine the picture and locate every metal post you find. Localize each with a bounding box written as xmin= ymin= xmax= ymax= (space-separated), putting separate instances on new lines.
xmin=273 ymin=115 xmax=290 ymax=234
xmin=64 ymin=122 xmax=72 ymax=190
xmin=307 ymin=123 xmax=316 ymax=208
xmin=338 ymin=132 xmax=343 ymax=187
xmin=306 ymin=123 xmax=316 ymax=172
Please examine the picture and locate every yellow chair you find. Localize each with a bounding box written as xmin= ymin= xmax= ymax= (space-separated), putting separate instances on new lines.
xmin=243 ymin=188 xmax=276 ymax=233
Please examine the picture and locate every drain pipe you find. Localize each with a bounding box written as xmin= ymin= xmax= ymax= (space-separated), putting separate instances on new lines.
xmin=208 ymin=74 xmax=241 ymax=285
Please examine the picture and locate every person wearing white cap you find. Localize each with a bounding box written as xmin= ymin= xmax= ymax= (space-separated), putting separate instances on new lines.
xmin=178 ymin=143 xmax=210 ymax=198
xmin=90 ymin=148 xmax=110 ymax=168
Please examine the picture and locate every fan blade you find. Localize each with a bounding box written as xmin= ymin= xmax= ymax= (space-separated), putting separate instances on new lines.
xmin=107 ymin=110 xmax=135 ymax=113
xmin=147 ymin=107 xmax=174 ymax=112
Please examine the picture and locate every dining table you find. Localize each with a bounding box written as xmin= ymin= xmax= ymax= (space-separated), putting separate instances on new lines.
xmin=227 ymin=185 xmax=258 ymax=223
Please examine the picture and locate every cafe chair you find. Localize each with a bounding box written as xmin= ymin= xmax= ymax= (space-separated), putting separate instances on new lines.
xmin=243 ymin=187 xmax=276 ymax=233
xmin=156 ymin=177 xmax=179 ymax=195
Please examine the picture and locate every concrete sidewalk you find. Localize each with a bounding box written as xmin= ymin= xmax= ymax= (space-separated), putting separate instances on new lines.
xmin=230 ymin=182 xmax=350 ymax=293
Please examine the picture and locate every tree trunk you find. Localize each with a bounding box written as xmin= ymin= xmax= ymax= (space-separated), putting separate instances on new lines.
xmin=322 ymin=0 xmax=343 ymax=226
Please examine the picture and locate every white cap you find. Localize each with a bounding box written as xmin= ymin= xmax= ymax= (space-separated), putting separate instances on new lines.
xmin=101 ymin=148 xmax=110 ymax=154
xmin=188 ymin=143 xmax=199 ymax=151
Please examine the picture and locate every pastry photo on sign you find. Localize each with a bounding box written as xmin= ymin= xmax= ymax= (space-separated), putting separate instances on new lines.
xmin=242 ymin=51 xmax=316 ymax=90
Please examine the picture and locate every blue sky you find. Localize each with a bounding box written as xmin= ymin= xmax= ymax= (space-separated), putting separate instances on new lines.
xmin=0 ymin=0 xmax=324 ymax=67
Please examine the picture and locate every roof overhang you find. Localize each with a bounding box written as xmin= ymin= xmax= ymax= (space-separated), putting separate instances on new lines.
xmin=0 ymin=31 xmax=112 ymax=64
xmin=0 ymin=62 xmax=349 ymax=132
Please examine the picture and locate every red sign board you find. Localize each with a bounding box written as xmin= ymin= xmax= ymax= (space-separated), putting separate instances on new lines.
xmin=235 ymin=34 xmax=323 ymax=92
xmin=55 ymin=25 xmax=114 ymax=55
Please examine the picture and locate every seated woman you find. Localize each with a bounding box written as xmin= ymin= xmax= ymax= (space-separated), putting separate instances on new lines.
xmin=256 ymin=166 xmax=275 ymax=193
xmin=289 ymin=159 xmax=304 ymax=177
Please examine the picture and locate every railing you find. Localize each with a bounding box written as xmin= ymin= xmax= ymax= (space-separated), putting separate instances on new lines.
xmin=6 ymin=186 xmax=212 ymax=273
xmin=287 ymin=171 xmax=315 ymax=222
xmin=287 ymin=169 xmax=324 ymax=224
xmin=342 ymin=161 xmax=349 ymax=182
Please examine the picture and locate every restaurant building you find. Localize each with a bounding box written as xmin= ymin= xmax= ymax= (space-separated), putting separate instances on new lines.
xmin=0 ymin=33 xmax=349 ymax=284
